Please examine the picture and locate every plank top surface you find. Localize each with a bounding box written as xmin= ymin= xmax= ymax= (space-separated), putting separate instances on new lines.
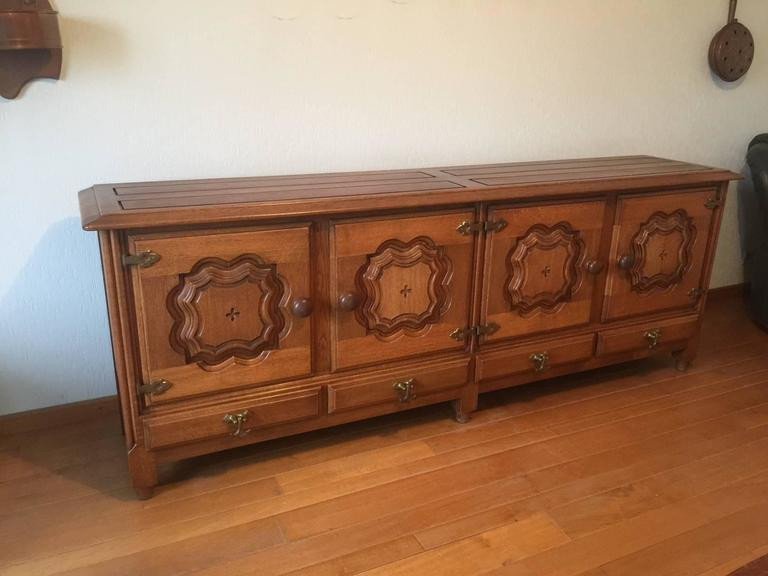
xmin=79 ymin=155 xmax=739 ymax=230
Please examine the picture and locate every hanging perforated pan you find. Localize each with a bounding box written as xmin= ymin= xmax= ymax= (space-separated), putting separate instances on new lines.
xmin=709 ymin=0 xmax=754 ymax=82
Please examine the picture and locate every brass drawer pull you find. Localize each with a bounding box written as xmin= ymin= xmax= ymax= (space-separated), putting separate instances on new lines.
xmin=393 ymin=378 xmax=416 ymax=403
xmin=530 ymin=352 xmax=550 ymax=373
xmin=645 ymin=329 xmax=662 ymax=350
xmin=223 ymin=410 xmax=250 ymax=437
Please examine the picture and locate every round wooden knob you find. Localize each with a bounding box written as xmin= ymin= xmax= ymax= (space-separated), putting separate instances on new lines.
xmin=585 ymin=260 xmax=605 ymax=275
xmin=290 ymin=298 xmax=313 ymax=318
xmin=617 ymin=254 xmax=635 ymax=270
xmin=338 ymin=292 xmax=360 ymax=311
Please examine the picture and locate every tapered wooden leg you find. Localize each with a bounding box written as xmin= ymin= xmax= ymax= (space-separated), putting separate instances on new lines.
xmin=128 ymin=445 xmax=158 ymax=500
xmin=452 ymin=385 xmax=478 ymax=424
xmin=675 ymin=357 xmax=691 ymax=372
xmin=673 ymin=345 xmax=697 ymax=373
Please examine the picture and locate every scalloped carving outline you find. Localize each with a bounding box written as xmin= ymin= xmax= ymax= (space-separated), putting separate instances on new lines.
xmin=505 ymin=222 xmax=585 ymax=316
xmin=354 ymin=236 xmax=453 ymax=339
xmin=629 ymin=209 xmax=696 ymax=294
xmin=168 ymin=254 xmax=286 ymax=370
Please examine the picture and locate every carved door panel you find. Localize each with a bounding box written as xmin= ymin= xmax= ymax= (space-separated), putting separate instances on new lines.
xmin=128 ymin=225 xmax=312 ymax=405
xmin=332 ymin=211 xmax=475 ymax=370
xmin=482 ymin=200 xmax=607 ymax=342
xmin=603 ymin=189 xmax=717 ymax=321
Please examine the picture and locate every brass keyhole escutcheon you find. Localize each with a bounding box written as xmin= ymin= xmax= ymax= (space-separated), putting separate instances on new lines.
xmin=645 ymin=329 xmax=662 ymax=350
xmin=393 ymin=378 xmax=416 ymax=403
xmin=530 ymin=352 xmax=550 ymax=373
xmin=223 ymin=410 xmax=250 ymax=437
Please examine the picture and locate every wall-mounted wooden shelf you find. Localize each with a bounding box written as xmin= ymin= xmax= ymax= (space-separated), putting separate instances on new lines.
xmin=0 ymin=0 xmax=61 ymax=99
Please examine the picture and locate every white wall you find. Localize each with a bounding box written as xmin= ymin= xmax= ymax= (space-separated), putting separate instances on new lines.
xmin=1 ymin=0 xmax=765 ymax=416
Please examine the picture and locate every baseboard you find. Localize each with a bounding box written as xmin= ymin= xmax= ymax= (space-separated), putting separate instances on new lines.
xmin=708 ymin=283 xmax=748 ymax=302
xmin=0 ymin=395 xmax=119 ymax=437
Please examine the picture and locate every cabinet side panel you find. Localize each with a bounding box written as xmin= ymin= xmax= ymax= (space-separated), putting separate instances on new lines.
xmin=98 ymin=230 xmax=141 ymax=448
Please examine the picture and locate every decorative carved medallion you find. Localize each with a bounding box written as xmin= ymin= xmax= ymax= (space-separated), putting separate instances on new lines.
xmin=505 ymin=222 xmax=585 ymax=315
xmin=628 ymin=210 xmax=696 ymax=294
xmin=355 ymin=236 xmax=453 ymax=339
xmin=168 ymin=254 xmax=286 ymax=370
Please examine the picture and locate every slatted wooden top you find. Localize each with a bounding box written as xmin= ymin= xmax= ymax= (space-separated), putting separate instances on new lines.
xmin=79 ymin=155 xmax=738 ymax=230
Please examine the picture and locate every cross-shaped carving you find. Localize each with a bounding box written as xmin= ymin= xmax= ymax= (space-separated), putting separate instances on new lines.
xmin=659 ymin=249 xmax=669 ymax=261
xmin=400 ymin=284 xmax=412 ymax=299
xmin=541 ymin=266 xmax=552 ymax=279
xmin=225 ymin=307 xmax=241 ymax=322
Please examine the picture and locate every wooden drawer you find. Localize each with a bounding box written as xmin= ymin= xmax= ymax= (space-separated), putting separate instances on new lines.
xmin=327 ymin=357 xmax=470 ymax=414
xmin=596 ymin=315 xmax=698 ymax=357
xmin=144 ymin=384 xmax=322 ymax=450
xmin=478 ymin=334 xmax=595 ymax=382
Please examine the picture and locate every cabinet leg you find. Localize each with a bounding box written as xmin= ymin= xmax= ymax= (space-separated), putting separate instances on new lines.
xmin=451 ymin=386 xmax=477 ymax=424
xmin=675 ymin=357 xmax=691 ymax=373
xmin=128 ymin=445 xmax=158 ymax=500
xmin=674 ymin=345 xmax=697 ymax=373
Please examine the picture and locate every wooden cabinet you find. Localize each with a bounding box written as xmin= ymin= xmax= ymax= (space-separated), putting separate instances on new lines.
xmin=80 ymin=155 xmax=737 ymax=498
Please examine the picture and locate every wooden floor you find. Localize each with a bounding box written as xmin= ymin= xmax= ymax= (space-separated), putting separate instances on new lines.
xmin=2 ymin=294 xmax=768 ymax=576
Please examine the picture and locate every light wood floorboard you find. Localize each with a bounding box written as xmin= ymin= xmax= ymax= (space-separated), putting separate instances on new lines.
xmin=1 ymin=295 xmax=767 ymax=576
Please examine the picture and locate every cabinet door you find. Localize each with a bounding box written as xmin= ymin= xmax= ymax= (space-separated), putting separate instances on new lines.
xmin=128 ymin=225 xmax=312 ymax=405
xmin=332 ymin=211 xmax=475 ymax=370
xmin=603 ymin=189 xmax=717 ymax=321
xmin=482 ymin=200 xmax=607 ymax=341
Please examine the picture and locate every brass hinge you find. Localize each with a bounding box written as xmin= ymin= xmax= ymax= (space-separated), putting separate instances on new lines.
xmin=705 ymin=197 xmax=723 ymax=210
xmin=456 ymin=220 xmax=508 ymax=236
xmin=450 ymin=326 xmax=473 ymax=341
xmin=450 ymin=322 xmax=500 ymax=341
xmin=689 ymin=287 xmax=706 ymax=302
xmin=456 ymin=221 xmax=482 ymax=236
xmin=138 ymin=379 xmax=173 ymax=396
xmin=476 ymin=322 xmax=501 ymax=337
xmin=122 ymin=250 xmax=161 ymax=268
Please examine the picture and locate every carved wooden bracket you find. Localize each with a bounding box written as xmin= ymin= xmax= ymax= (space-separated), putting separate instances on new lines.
xmin=168 ymin=254 xmax=287 ymax=370
xmin=505 ymin=222 xmax=585 ymax=316
xmin=628 ymin=210 xmax=696 ymax=294
xmin=0 ymin=0 xmax=62 ymax=99
xmin=354 ymin=236 xmax=453 ymax=339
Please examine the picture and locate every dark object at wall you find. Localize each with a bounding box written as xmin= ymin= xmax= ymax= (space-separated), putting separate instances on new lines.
xmin=743 ymin=134 xmax=768 ymax=330
xmin=709 ymin=0 xmax=754 ymax=82
xmin=0 ymin=0 xmax=61 ymax=99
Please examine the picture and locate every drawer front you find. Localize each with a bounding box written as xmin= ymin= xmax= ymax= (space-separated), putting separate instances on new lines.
xmin=597 ymin=315 xmax=698 ymax=357
xmin=482 ymin=200 xmax=607 ymax=342
xmin=603 ymin=189 xmax=717 ymax=321
xmin=327 ymin=357 xmax=470 ymax=414
xmin=144 ymin=384 xmax=322 ymax=449
xmin=331 ymin=210 xmax=476 ymax=370
xmin=128 ymin=225 xmax=313 ymax=405
xmin=478 ymin=334 xmax=595 ymax=382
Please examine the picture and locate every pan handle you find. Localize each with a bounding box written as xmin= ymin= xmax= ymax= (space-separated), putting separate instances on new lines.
xmin=728 ymin=0 xmax=738 ymax=23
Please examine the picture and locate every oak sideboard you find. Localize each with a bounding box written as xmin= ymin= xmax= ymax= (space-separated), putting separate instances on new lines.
xmin=79 ymin=156 xmax=738 ymax=498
